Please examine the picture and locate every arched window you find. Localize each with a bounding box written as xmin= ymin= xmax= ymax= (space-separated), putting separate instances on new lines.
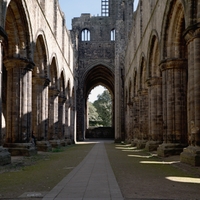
xmin=81 ymin=29 xmax=90 ymax=41
xmin=111 ymin=29 xmax=115 ymax=41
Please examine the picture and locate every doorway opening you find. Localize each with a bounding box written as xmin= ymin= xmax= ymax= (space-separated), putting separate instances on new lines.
xmin=86 ymin=85 xmax=114 ymax=139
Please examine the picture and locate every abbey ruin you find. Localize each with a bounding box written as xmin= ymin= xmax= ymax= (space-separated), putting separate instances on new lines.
xmin=0 ymin=0 xmax=200 ymax=167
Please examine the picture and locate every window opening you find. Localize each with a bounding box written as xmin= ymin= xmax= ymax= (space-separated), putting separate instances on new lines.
xmin=81 ymin=29 xmax=90 ymax=41
xmin=111 ymin=29 xmax=115 ymax=41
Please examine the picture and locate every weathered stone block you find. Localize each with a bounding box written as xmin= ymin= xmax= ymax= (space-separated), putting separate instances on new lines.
xmin=49 ymin=140 xmax=61 ymax=148
xmin=0 ymin=146 xmax=11 ymax=165
xmin=145 ymin=141 xmax=161 ymax=152
xmin=157 ymin=143 xmax=187 ymax=157
xmin=4 ymin=143 xmax=37 ymax=156
xmin=180 ymin=146 xmax=200 ymax=166
xmin=36 ymin=141 xmax=52 ymax=152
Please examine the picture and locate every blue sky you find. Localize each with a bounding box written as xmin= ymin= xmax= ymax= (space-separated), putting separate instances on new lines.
xmin=58 ymin=0 xmax=139 ymax=102
xmin=59 ymin=0 xmax=139 ymax=29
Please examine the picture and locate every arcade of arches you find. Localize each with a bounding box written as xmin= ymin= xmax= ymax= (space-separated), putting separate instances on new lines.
xmin=0 ymin=0 xmax=200 ymax=167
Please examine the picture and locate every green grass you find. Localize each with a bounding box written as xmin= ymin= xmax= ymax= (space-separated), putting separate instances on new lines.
xmin=0 ymin=144 xmax=94 ymax=198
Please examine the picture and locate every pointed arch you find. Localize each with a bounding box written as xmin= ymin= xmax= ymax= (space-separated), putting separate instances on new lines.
xmin=49 ymin=56 xmax=58 ymax=89
xmin=139 ymin=53 xmax=147 ymax=90
xmin=161 ymin=0 xmax=187 ymax=60
xmin=133 ymin=68 xmax=138 ymax=96
xmin=147 ymin=30 xmax=161 ymax=78
xmin=5 ymin=0 xmax=32 ymax=59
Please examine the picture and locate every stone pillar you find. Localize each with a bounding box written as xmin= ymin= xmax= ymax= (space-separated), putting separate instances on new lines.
xmin=126 ymin=101 xmax=133 ymax=143
xmin=157 ymin=59 xmax=188 ymax=157
xmin=0 ymin=31 xmax=11 ymax=164
xmin=181 ymin=24 xmax=200 ymax=166
xmin=65 ymin=100 xmax=71 ymax=141
xmin=58 ymin=95 xmax=67 ymax=146
xmin=131 ymin=96 xmax=139 ymax=146
xmin=146 ymin=77 xmax=163 ymax=151
xmin=3 ymin=58 xmax=37 ymax=156
xmin=48 ymin=87 xmax=61 ymax=148
xmin=137 ymin=89 xmax=148 ymax=149
xmin=70 ymin=104 xmax=75 ymax=144
xmin=32 ymin=77 xmax=51 ymax=151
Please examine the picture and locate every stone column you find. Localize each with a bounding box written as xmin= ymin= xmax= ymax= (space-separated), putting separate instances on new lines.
xmin=58 ymin=95 xmax=67 ymax=146
xmin=126 ymin=101 xmax=133 ymax=143
xmin=3 ymin=58 xmax=37 ymax=156
xmin=65 ymin=99 xmax=71 ymax=141
xmin=146 ymin=77 xmax=163 ymax=151
xmin=0 ymin=31 xmax=11 ymax=164
xmin=48 ymin=87 xmax=60 ymax=148
xmin=157 ymin=59 xmax=188 ymax=157
xmin=181 ymin=24 xmax=200 ymax=166
xmin=131 ymin=96 xmax=139 ymax=146
xmin=137 ymin=89 xmax=148 ymax=149
xmin=70 ymin=104 xmax=75 ymax=144
xmin=32 ymin=77 xmax=51 ymax=151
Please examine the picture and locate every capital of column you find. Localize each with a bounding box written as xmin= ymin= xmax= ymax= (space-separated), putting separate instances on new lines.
xmin=32 ymin=76 xmax=50 ymax=87
xmin=49 ymin=87 xmax=60 ymax=96
xmin=138 ymin=89 xmax=148 ymax=96
xmin=4 ymin=57 xmax=35 ymax=71
xmin=183 ymin=22 xmax=200 ymax=44
xmin=147 ymin=76 xmax=162 ymax=87
xmin=160 ymin=58 xmax=187 ymax=71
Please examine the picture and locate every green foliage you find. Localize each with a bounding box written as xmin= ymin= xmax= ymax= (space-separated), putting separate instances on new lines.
xmin=93 ymin=90 xmax=112 ymax=127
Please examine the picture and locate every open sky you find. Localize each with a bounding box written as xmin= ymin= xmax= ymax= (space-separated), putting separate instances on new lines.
xmin=59 ymin=0 xmax=139 ymax=29
xmin=58 ymin=0 xmax=139 ymax=102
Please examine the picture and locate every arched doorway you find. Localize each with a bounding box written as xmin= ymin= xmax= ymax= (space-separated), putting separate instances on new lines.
xmin=76 ymin=64 xmax=114 ymax=141
xmin=86 ymin=85 xmax=113 ymax=138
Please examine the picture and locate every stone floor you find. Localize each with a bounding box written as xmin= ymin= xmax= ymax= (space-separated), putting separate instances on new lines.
xmin=43 ymin=140 xmax=123 ymax=200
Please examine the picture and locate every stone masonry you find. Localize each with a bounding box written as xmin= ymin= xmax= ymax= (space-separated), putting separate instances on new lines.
xmin=1 ymin=0 xmax=200 ymax=168
xmin=0 ymin=0 xmax=74 ymax=164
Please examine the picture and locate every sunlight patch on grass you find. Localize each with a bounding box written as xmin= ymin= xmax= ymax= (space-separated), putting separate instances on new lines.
xmin=166 ymin=176 xmax=200 ymax=184
xmin=140 ymin=161 xmax=180 ymax=164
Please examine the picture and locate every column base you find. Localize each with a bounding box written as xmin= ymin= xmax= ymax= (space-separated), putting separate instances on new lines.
xmin=157 ymin=143 xmax=187 ymax=157
xmin=145 ymin=141 xmax=161 ymax=152
xmin=180 ymin=146 xmax=200 ymax=166
xmin=36 ymin=141 xmax=52 ymax=152
xmin=131 ymin=139 xmax=138 ymax=147
xmin=60 ymin=139 xmax=67 ymax=146
xmin=66 ymin=139 xmax=72 ymax=145
xmin=4 ymin=143 xmax=37 ymax=156
xmin=0 ymin=146 xmax=11 ymax=165
xmin=137 ymin=139 xmax=147 ymax=149
xmin=49 ymin=140 xmax=61 ymax=148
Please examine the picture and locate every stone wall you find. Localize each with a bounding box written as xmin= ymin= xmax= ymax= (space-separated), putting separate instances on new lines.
xmin=0 ymin=0 xmax=75 ymax=162
xmin=124 ymin=0 xmax=200 ymax=166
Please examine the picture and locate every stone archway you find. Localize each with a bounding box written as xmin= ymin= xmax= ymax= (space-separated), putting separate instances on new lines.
xmin=3 ymin=0 xmax=36 ymax=156
xmin=32 ymin=34 xmax=51 ymax=151
xmin=76 ymin=64 xmax=114 ymax=140
xmin=158 ymin=0 xmax=188 ymax=157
